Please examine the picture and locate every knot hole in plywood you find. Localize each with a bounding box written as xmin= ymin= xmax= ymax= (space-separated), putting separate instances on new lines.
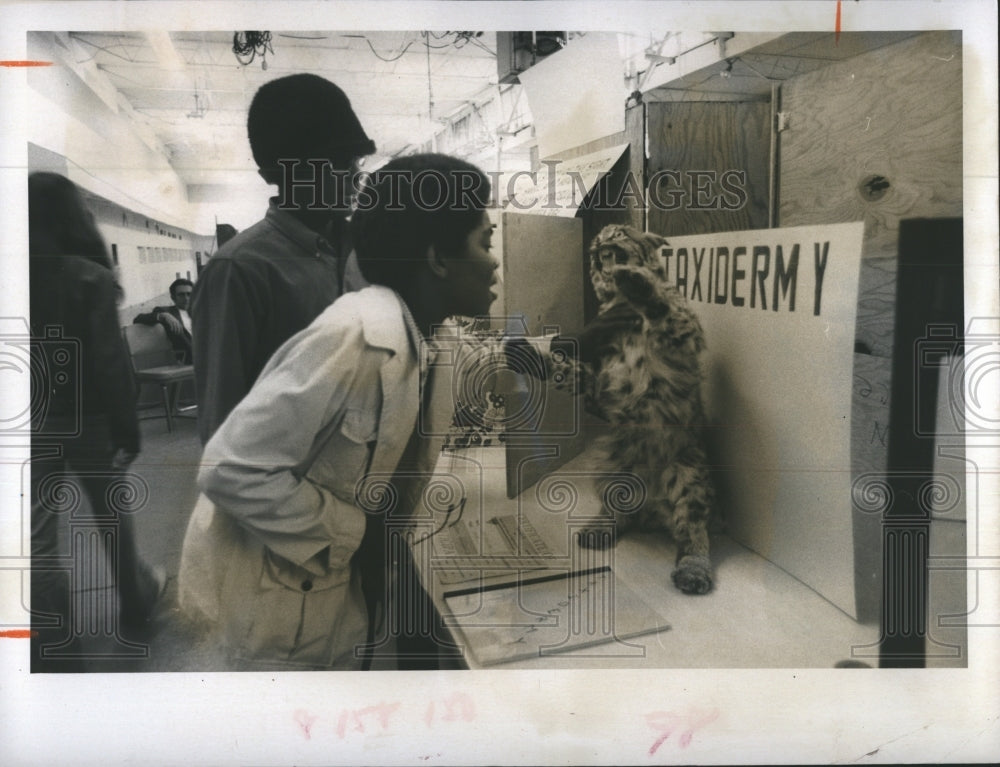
xmin=858 ymin=174 xmax=891 ymax=202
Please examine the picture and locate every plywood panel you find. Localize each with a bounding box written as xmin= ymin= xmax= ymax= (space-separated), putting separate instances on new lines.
xmin=779 ymin=30 xmax=962 ymax=358
xmin=647 ymin=100 xmax=770 ymax=237
xmin=623 ymin=102 xmax=646 ymax=232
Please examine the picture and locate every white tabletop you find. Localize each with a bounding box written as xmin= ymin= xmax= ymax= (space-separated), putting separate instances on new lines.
xmin=409 ymin=444 xmax=879 ymax=669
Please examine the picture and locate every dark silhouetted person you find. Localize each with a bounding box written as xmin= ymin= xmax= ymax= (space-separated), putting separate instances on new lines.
xmin=215 ymin=223 xmax=238 ymax=248
xmin=29 ymin=172 xmax=165 ymax=671
xmin=190 ymin=74 xmax=376 ymax=444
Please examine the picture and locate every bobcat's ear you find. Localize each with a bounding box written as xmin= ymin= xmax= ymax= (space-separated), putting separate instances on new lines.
xmin=641 ymin=232 xmax=669 ymax=254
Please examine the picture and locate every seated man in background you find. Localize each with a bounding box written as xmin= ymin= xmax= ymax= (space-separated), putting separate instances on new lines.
xmin=133 ymin=277 xmax=194 ymax=364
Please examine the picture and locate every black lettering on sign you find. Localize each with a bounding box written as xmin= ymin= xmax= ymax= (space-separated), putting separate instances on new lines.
xmin=676 ymin=247 xmax=689 ymax=296
xmin=751 ymin=246 xmax=770 ymax=310
xmin=773 ymin=244 xmax=799 ymax=312
xmin=707 ymin=246 xmax=714 ymax=302
xmin=691 ymin=248 xmax=706 ymax=302
xmin=813 ymin=241 xmax=829 ymax=316
xmin=714 ymin=247 xmax=729 ymax=305
xmin=663 ymin=248 xmax=673 ymax=287
xmin=731 ymin=246 xmax=746 ymax=307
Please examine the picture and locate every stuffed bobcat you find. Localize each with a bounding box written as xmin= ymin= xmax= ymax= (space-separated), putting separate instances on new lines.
xmin=567 ymin=224 xmax=717 ymax=595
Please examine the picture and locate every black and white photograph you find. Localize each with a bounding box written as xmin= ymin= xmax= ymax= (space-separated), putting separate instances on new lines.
xmin=1 ymin=1 xmax=998 ymax=764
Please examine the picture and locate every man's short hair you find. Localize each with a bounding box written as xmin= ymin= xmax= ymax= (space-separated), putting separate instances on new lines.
xmin=349 ymin=153 xmax=491 ymax=293
xmin=169 ymin=278 xmax=194 ymax=299
xmin=248 ymin=74 xmax=375 ymax=177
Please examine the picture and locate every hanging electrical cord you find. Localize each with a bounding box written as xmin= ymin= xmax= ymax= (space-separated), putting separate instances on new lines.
xmin=232 ymin=31 xmax=273 ymax=68
xmin=357 ymin=31 xmax=494 ymax=62
xmin=452 ymin=31 xmax=495 ymax=56
xmin=411 ymin=497 xmax=466 ymax=546
xmin=365 ymin=36 xmax=418 ymax=62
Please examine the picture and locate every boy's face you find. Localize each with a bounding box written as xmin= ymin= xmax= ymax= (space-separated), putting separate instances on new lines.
xmin=441 ymin=210 xmax=499 ymax=319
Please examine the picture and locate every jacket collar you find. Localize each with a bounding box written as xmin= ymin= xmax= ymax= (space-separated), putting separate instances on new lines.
xmin=351 ymin=285 xmax=423 ymax=359
xmin=264 ymin=199 xmax=339 ymax=255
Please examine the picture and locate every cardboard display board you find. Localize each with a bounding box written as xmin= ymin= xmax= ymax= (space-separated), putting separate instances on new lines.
xmin=500 ymin=212 xmax=586 ymax=499
xmin=666 ymin=222 xmax=866 ymax=617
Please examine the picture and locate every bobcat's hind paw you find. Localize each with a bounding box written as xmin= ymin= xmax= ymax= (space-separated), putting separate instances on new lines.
xmin=671 ymin=554 xmax=713 ymax=595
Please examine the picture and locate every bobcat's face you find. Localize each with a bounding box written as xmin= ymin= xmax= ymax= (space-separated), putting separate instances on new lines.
xmin=590 ymin=245 xmax=641 ymax=302
xmin=588 ymin=225 xmax=668 ymax=306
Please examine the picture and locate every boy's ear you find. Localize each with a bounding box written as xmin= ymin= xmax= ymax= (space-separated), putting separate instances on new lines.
xmin=426 ymin=243 xmax=448 ymax=279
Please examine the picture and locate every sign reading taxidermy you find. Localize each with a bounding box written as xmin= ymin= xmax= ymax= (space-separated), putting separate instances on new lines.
xmin=665 ymin=222 xmax=865 ymax=618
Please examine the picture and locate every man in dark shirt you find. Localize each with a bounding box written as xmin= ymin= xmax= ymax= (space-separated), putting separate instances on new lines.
xmin=133 ymin=277 xmax=194 ymax=363
xmin=190 ymin=74 xmax=375 ymax=444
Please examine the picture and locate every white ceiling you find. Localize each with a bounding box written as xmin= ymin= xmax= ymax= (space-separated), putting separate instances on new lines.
xmin=32 ymin=29 xmax=924 ymax=231
xmin=67 ymin=30 xmax=501 ymax=187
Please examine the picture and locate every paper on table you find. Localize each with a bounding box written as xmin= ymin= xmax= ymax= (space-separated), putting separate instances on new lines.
xmin=444 ymin=567 xmax=670 ymax=666
xmin=430 ymin=513 xmax=554 ymax=585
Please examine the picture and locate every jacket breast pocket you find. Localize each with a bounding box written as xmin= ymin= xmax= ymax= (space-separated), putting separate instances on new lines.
xmin=307 ymin=408 xmax=378 ymax=503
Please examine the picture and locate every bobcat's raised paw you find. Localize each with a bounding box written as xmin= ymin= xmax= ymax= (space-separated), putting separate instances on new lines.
xmin=611 ymin=265 xmax=656 ymax=303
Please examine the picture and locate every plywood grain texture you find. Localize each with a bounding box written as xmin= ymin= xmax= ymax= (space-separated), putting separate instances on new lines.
xmin=778 ymin=31 xmax=963 ymax=358
xmin=646 ymin=100 xmax=770 ymax=237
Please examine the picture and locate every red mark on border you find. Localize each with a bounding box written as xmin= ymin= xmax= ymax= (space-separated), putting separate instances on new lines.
xmin=0 ymin=61 xmax=53 ymax=67
xmin=425 ymin=692 xmax=476 ymax=728
xmin=293 ymin=694 xmax=476 ymax=742
xmin=0 ymin=629 xmax=36 ymax=639
xmin=646 ymin=708 xmax=720 ymax=754
xmin=294 ymin=709 xmax=318 ymax=740
xmin=335 ymin=701 xmax=401 ymax=739
xmin=835 ymin=1 xmax=842 ymax=46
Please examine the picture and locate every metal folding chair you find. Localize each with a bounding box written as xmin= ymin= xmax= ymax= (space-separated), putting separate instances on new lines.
xmin=121 ymin=323 xmax=195 ymax=432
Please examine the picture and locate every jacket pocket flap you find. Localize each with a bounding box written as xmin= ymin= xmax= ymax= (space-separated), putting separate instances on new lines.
xmin=261 ymin=549 xmax=351 ymax=593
